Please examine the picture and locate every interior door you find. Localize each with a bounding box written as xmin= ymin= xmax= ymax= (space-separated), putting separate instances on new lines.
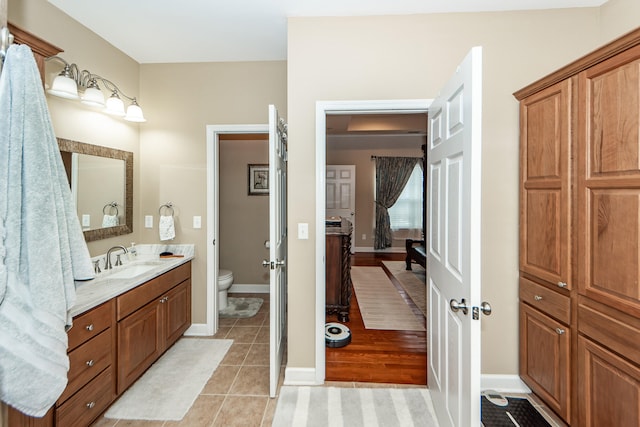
xmin=268 ymin=104 xmax=288 ymax=398
xmin=427 ymin=47 xmax=483 ymax=427
xmin=326 ymin=165 xmax=356 ymax=252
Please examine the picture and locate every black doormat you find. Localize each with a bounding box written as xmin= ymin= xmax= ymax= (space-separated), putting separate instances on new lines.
xmin=481 ymin=396 xmax=551 ymax=427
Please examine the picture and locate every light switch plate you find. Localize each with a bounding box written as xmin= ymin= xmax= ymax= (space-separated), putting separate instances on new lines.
xmin=298 ymin=223 xmax=309 ymax=239
xmin=193 ymin=216 xmax=202 ymax=229
xmin=145 ymin=215 xmax=153 ymax=228
xmin=82 ymin=214 xmax=91 ymax=227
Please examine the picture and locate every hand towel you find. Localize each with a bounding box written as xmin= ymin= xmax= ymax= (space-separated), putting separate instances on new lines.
xmin=102 ymin=214 xmax=118 ymax=227
xmin=0 ymin=45 xmax=95 ymax=417
xmin=159 ymin=215 xmax=176 ymax=241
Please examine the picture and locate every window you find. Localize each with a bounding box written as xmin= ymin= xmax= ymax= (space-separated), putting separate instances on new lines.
xmin=388 ymin=163 xmax=423 ymax=231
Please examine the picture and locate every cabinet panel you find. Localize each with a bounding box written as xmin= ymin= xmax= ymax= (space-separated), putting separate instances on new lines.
xmin=519 ymin=277 xmax=570 ymax=324
xmin=578 ymin=336 xmax=640 ymax=426
xmin=519 ymin=303 xmax=570 ymax=422
xmin=520 ymin=80 xmax=572 ymax=287
xmin=117 ymin=300 xmax=162 ymax=394
xmin=59 ymin=329 xmax=112 ymax=404
xmin=67 ymin=301 xmax=113 ymax=351
xmin=165 ymin=280 xmax=192 ymax=348
xmin=55 ymin=367 xmax=114 ymax=427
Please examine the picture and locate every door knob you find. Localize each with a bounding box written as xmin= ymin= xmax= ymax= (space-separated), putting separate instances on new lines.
xmin=262 ymin=260 xmax=272 ymax=268
xmin=275 ymin=259 xmax=285 ymax=268
xmin=480 ymin=301 xmax=492 ymax=316
xmin=449 ymin=298 xmax=469 ymax=315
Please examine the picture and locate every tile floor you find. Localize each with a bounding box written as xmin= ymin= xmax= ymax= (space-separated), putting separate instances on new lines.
xmin=91 ymin=293 xmax=281 ymax=427
xmin=90 ymin=292 xmax=568 ymax=427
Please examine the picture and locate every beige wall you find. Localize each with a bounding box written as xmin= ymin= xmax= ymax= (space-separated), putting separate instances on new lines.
xmin=8 ymin=0 xmax=141 ymax=257
xmin=219 ymin=139 xmax=270 ymax=284
xmin=327 ymin=143 xmax=424 ymax=249
xmin=286 ymin=9 xmax=605 ymax=373
xmin=138 ymin=61 xmax=287 ymax=323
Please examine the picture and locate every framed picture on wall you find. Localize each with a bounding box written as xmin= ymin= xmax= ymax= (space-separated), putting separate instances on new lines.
xmin=248 ymin=164 xmax=269 ymax=195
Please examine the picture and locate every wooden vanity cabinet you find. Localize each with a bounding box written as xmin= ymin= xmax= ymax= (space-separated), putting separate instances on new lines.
xmin=326 ymin=220 xmax=353 ymax=322
xmin=116 ymin=262 xmax=191 ymax=394
xmin=516 ymin=27 xmax=640 ymax=426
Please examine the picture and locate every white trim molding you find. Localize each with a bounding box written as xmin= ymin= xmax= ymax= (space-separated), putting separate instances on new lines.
xmin=284 ymin=367 xmax=322 ymax=386
xmin=481 ymin=374 xmax=532 ymax=394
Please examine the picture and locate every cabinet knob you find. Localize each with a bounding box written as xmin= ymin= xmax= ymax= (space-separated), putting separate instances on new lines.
xmin=86 ymin=359 xmax=94 ymax=367
xmin=557 ymin=281 xmax=568 ymax=288
xmin=556 ymin=328 xmax=566 ymax=335
xmin=534 ymin=295 xmax=543 ymax=301
xmin=160 ymin=296 xmax=169 ymax=303
xmin=85 ymin=324 xmax=94 ymax=331
xmin=86 ymin=401 xmax=95 ymax=409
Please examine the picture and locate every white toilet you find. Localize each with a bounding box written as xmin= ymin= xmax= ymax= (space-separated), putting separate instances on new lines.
xmin=218 ymin=269 xmax=234 ymax=310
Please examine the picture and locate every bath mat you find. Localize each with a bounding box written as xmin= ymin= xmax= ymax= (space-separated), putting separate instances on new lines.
xmin=382 ymin=260 xmax=426 ymax=316
xmin=272 ymin=386 xmax=438 ymax=426
xmin=481 ymin=396 xmax=552 ymax=426
xmin=351 ymin=266 xmax=425 ymax=331
xmin=219 ymin=297 xmax=263 ymax=318
xmin=105 ymin=338 xmax=232 ymax=421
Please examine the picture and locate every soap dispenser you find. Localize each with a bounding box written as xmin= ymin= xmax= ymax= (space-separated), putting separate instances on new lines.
xmin=129 ymin=242 xmax=137 ymax=259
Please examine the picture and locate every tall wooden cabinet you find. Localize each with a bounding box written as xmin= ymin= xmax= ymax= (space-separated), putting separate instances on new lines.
xmin=516 ymin=27 xmax=640 ymax=426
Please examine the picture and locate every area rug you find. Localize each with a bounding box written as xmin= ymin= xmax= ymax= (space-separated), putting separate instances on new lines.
xmin=219 ymin=297 xmax=263 ymax=318
xmin=481 ymin=396 xmax=551 ymax=426
xmin=382 ymin=260 xmax=426 ymax=316
xmin=351 ymin=267 xmax=425 ymax=331
xmin=105 ymin=338 xmax=233 ymax=421
xmin=272 ymin=386 xmax=438 ymax=427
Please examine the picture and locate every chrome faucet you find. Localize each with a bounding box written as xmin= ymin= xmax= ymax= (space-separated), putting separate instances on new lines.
xmin=105 ymin=245 xmax=128 ymax=270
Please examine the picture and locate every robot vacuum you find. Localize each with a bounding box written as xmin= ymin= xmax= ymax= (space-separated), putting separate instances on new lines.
xmin=325 ymin=322 xmax=352 ymax=348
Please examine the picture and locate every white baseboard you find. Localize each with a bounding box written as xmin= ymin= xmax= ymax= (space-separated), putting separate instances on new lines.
xmin=481 ymin=374 xmax=531 ymax=394
xmin=184 ymin=323 xmax=211 ymax=336
xmin=284 ymin=367 xmax=322 ymax=386
xmin=229 ymin=283 xmax=269 ymax=293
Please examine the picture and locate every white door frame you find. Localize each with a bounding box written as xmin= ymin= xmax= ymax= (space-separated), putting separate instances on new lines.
xmin=314 ymin=99 xmax=431 ymax=383
xmin=205 ymin=124 xmax=269 ymax=335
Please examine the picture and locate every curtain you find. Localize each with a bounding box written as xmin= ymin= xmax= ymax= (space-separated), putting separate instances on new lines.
xmin=374 ymin=156 xmax=420 ymax=249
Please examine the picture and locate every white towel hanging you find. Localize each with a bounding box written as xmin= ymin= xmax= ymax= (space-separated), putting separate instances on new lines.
xmin=159 ymin=215 xmax=175 ymax=241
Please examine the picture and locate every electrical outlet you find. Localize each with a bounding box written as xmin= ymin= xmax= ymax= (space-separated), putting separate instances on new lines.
xmin=82 ymin=214 xmax=91 ymax=227
xmin=145 ymin=215 xmax=153 ymax=228
xmin=193 ymin=216 xmax=202 ymax=229
xmin=298 ymin=223 xmax=309 ymax=239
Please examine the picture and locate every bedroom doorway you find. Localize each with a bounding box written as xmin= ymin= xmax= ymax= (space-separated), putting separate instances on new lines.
xmin=317 ymin=100 xmax=430 ymax=385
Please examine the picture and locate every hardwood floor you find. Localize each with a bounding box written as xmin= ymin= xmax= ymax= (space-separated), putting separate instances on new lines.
xmin=325 ymin=252 xmax=427 ymax=385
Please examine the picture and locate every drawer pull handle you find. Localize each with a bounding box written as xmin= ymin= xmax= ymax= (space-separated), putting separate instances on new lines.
xmin=160 ymin=296 xmax=169 ymax=303
xmin=86 ymin=359 xmax=94 ymax=367
xmin=557 ymin=281 xmax=568 ymax=288
xmin=85 ymin=324 xmax=94 ymax=331
xmin=86 ymin=401 xmax=95 ymax=409
xmin=534 ymin=295 xmax=543 ymax=301
xmin=556 ymin=328 xmax=565 ymax=335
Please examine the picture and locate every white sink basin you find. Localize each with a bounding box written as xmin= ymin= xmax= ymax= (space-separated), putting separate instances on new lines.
xmin=108 ymin=262 xmax=162 ymax=279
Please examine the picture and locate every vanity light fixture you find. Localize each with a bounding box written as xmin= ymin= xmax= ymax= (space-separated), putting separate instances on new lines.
xmin=45 ymin=55 xmax=146 ymax=122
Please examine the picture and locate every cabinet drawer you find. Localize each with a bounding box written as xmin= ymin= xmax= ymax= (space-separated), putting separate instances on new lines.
xmin=117 ymin=262 xmax=191 ymax=320
xmin=520 ymin=277 xmax=570 ymax=324
xmin=59 ymin=329 xmax=112 ymax=404
xmin=68 ymin=300 xmax=113 ymax=351
xmin=578 ymin=296 xmax=640 ymax=366
xmin=55 ymin=367 xmax=114 ymax=427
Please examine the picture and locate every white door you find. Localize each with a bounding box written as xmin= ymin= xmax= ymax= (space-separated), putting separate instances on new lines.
xmin=427 ymin=47 xmax=483 ymax=426
xmin=326 ymin=165 xmax=356 ymax=251
xmin=267 ymin=105 xmax=288 ymax=398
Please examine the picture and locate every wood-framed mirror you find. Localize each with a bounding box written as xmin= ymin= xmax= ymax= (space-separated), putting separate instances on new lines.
xmin=57 ymin=138 xmax=133 ymax=242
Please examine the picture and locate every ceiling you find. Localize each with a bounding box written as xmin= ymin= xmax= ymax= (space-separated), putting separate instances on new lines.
xmin=47 ymin=0 xmax=606 ymax=64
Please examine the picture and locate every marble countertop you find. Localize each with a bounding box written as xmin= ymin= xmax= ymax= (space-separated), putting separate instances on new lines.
xmin=71 ymin=244 xmax=194 ymax=317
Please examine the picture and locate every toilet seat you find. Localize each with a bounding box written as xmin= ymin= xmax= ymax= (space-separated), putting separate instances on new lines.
xmin=218 ymin=269 xmax=233 ymax=281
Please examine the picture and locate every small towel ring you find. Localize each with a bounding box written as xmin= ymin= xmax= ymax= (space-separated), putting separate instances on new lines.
xmin=159 ymin=202 xmax=174 ymax=216
xmin=103 ymin=202 xmax=119 ymax=216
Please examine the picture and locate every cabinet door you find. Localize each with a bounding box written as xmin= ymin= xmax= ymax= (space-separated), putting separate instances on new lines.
xmin=519 ymin=303 xmax=570 ymax=422
xmin=519 ymin=80 xmax=572 ymax=288
xmin=578 ymin=336 xmax=640 ymax=426
xmin=164 ymin=280 xmax=192 ymax=348
xmin=578 ymin=44 xmax=640 ymax=318
xmin=117 ymin=300 xmax=162 ymax=394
